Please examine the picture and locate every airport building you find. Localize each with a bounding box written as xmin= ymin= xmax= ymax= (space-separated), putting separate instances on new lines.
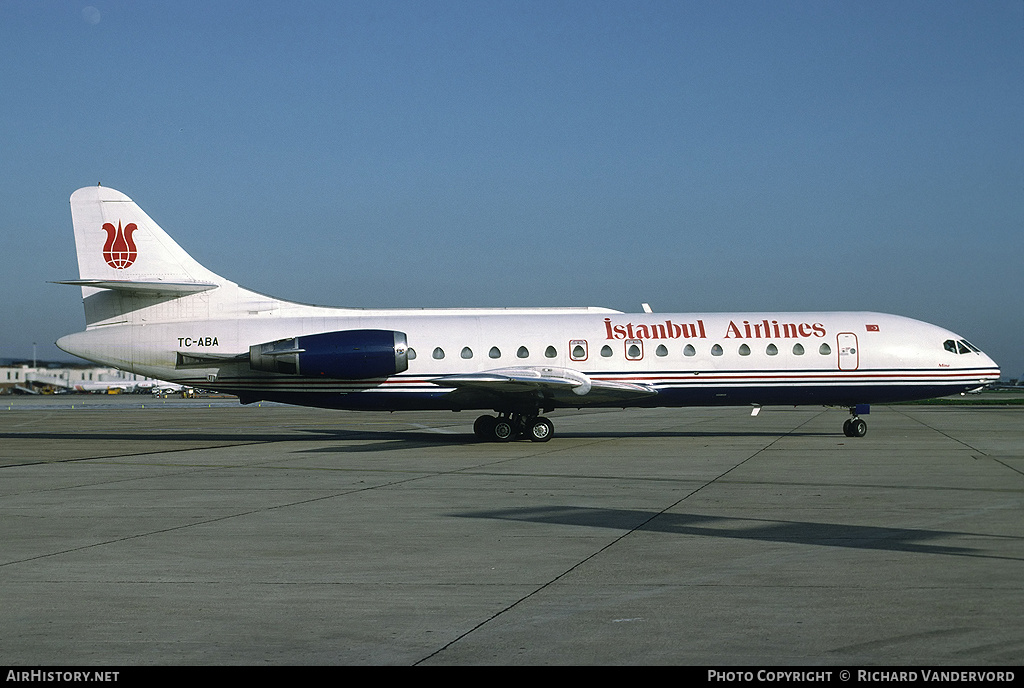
xmin=0 ymin=363 xmax=165 ymax=395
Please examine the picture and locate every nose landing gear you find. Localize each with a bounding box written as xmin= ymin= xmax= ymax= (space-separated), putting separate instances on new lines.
xmin=843 ymin=416 xmax=867 ymax=437
xmin=842 ymin=405 xmax=869 ymax=437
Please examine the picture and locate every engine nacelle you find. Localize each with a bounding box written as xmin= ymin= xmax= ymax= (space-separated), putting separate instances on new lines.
xmin=249 ymin=329 xmax=408 ymax=379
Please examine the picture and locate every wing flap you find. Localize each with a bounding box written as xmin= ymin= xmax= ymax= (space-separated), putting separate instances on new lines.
xmin=430 ymin=366 xmax=656 ymax=405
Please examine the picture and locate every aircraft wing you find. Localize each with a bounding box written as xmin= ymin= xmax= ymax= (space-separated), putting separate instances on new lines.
xmin=429 ymin=366 xmax=657 ymax=406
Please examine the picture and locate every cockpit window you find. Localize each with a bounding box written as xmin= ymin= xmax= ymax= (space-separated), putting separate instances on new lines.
xmin=945 ymin=338 xmax=981 ymax=355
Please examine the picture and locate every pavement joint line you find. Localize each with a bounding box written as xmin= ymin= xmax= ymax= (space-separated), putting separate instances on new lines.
xmin=0 ymin=433 xmax=634 ymax=570
xmin=415 ymin=409 xmax=828 ymax=665
xmin=891 ymin=406 xmax=989 ymax=455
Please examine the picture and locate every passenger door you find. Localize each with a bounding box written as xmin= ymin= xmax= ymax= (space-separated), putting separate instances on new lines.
xmin=838 ymin=333 xmax=859 ymax=371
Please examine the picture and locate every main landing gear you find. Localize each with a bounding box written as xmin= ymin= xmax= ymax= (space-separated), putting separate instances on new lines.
xmin=474 ymin=412 xmax=554 ymax=442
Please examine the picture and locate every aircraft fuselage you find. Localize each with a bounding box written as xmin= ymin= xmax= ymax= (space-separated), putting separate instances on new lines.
xmin=58 ymin=308 xmax=998 ymax=411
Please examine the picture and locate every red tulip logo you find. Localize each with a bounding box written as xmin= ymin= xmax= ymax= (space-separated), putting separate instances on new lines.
xmin=102 ymin=221 xmax=138 ymax=269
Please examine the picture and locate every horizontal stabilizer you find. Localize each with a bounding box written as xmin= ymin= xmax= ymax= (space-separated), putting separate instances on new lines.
xmin=53 ymin=279 xmax=218 ymax=295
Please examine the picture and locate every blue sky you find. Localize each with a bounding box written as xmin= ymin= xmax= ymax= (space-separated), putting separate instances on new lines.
xmin=1 ymin=1 xmax=1021 ymax=377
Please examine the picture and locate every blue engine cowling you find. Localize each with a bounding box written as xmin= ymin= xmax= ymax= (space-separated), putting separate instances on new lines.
xmin=249 ymin=329 xmax=408 ymax=379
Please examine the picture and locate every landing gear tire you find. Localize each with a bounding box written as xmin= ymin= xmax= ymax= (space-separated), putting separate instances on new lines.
xmin=492 ymin=418 xmax=516 ymax=442
xmin=843 ymin=417 xmax=867 ymax=438
xmin=526 ymin=417 xmax=554 ymax=442
xmin=474 ymin=415 xmax=496 ymax=440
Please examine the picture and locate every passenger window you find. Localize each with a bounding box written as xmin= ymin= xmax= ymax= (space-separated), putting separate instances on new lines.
xmin=407 ymin=348 xmax=417 ymax=360
xmin=711 ymin=344 xmax=723 ymax=356
xmin=517 ymin=346 xmax=529 ymax=359
xmin=601 ymin=345 xmax=613 ymax=357
xmin=819 ymin=343 xmax=831 ymax=355
xmin=626 ymin=340 xmax=642 ymax=359
xmin=461 ymin=347 xmax=473 ymax=359
xmin=793 ymin=343 xmax=804 ymax=355
xmin=571 ymin=342 xmax=587 ymax=360
xmin=766 ymin=343 xmax=778 ymax=356
xmin=545 ymin=345 xmax=557 ymax=358
xmin=683 ymin=344 xmax=696 ymax=357
xmin=432 ymin=347 xmax=445 ymax=360
xmin=488 ymin=346 xmax=501 ymax=359
xmin=738 ymin=344 xmax=750 ymax=356
xmin=656 ymin=344 xmax=668 ymax=357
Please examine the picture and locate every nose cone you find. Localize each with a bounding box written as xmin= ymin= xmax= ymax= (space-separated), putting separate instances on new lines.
xmin=981 ymin=351 xmax=1001 ymax=382
xmin=967 ymin=345 xmax=1001 ymax=386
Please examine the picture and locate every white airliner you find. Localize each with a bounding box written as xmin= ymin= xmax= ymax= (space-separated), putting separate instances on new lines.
xmin=56 ymin=186 xmax=1000 ymax=441
xmin=71 ymin=380 xmax=137 ymax=393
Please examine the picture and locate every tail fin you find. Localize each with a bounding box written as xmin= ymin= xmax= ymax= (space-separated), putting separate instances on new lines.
xmin=66 ymin=186 xmax=226 ymax=291
xmin=59 ymin=186 xmax=241 ymax=328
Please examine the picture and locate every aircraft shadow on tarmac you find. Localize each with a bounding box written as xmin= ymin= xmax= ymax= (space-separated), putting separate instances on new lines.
xmin=451 ymin=506 xmax=1022 ymax=560
xmin=0 ymin=431 xmax=304 ymax=443
xmin=0 ymin=427 xmax=478 ymax=449
xmin=0 ymin=428 xmax=840 ymax=463
xmin=297 ymin=428 xmax=834 ymax=453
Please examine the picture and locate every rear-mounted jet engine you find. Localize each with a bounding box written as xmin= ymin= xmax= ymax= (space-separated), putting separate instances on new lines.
xmin=250 ymin=329 xmax=408 ymax=379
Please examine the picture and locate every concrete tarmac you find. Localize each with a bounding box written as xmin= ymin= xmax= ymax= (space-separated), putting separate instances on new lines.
xmin=1 ymin=395 xmax=1022 ymax=665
